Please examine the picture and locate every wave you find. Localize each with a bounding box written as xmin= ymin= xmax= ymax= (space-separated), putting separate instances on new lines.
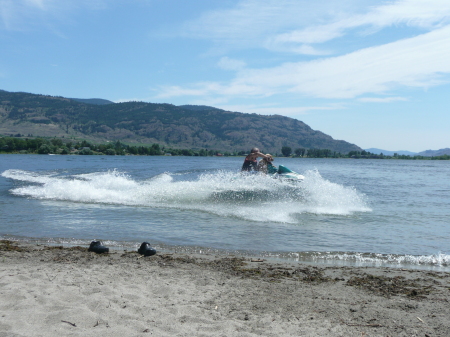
xmin=1 ymin=168 xmax=371 ymax=223
xmin=272 ymin=251 xmax=450 ymax=269
xmin=1 ymin=234 xmax=447 ymax=270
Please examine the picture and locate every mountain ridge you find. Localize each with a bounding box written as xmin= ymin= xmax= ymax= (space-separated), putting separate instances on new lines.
xmin=0 ymin=89 xmax=361 ymax=154
xmin=364 ymin=148 xmax=418 ymax=156
xmin=366 ymin=148 xmax=450 ymax=157
xmin=417 ymin=148 xmax=450 ymax=157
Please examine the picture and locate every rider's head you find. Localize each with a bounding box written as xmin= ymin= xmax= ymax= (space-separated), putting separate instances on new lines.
xmin=251 ymin=147 xmax=260 ymax=153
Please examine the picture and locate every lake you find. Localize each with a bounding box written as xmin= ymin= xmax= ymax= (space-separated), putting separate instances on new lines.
xmin=1 ymin=154 xmax=449 ymax=270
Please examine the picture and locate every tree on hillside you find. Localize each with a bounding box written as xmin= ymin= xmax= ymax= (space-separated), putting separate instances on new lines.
xmin=281 ymin=146 xmax=292 ymax=157
xmin=294 ymin=148 xmax=305 ymax=157
xmin=38 ymin=144 xmax=53 ymax=154
xmin=51 ymin=138 xmax=63 ymax=147
xmin=105 ymin=149 xmax=116 ymax=155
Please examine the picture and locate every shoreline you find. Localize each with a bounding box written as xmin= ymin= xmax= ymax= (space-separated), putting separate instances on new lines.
xmin=1 ymin=240 xmax=450 ymax=336
xmin=2 ymin=235 xmax=449 ymax=272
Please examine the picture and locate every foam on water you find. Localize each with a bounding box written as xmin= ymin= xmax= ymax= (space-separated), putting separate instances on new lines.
xmin=3 ymin=169 xmax=139 ymax=205
xmin=276 ymin=251 xmax=450 ymax=269
xmin=298 ymin=169 xmax=371 ymax=215
xmin=2 ymin=168 xmax=370 ymax=224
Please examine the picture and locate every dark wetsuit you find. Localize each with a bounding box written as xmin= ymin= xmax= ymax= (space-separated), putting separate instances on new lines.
xmin=241 ymin=155 xmax=258 ymax=171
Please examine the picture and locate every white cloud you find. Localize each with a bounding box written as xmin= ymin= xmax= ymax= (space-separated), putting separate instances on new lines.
xmin=282 ymin=25 xmax=450 ymax=98
xmin=265 ymin=0 xmax=450 ymax=52
xmin=188 ymin=97 xmax=230 ymax=107
xmin=155 ymin=24 xmax=450 ymax=100
xmin=0 ymin=0 xmax=106 ymax=31
xmin=178 ymin=0 xmax=450 ymax=55
xmin=358 ymin=97 xmax=408 ymax=103
xmin=217 ymin=57 xmax=246 ymax=71
xmin=365 ymin=0 xmax=450 ymax=28
xmin=180 ymin=0 xmax=363 ymax=53
xmin=267 ymin=24 xmax=344 ymax=46
xmin=264 ymin=40 xmax=332 ymax=55
xmin=155 ymin=82 xmax=223 ymax=99
xmin=214 ymin=104 xmax=342 ymax=116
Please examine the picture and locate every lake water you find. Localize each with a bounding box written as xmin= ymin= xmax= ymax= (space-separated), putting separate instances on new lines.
xmin=1 ymin=154 xmax=449 ymax=270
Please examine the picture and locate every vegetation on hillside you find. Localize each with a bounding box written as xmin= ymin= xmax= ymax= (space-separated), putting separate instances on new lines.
xmin=0 ymin=90 xmax=361 ymax=154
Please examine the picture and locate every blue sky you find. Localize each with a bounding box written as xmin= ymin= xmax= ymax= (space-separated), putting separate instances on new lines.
xmin=1 ymin=0 xmax=449 ymax=152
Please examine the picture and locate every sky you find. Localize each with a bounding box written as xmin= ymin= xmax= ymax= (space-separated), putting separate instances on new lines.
xmin=1 ymin=0 xmax=449 ymax=152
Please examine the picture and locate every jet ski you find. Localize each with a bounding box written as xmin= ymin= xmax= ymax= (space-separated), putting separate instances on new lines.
xmin=239 ymin=163 xmax=304 ymax=181
xmin=273 ymin=165 xmax=304 ymax=181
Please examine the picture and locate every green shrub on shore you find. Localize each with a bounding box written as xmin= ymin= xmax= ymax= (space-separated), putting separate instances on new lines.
xmin=0 ymin=136 xmax=448 ymax=160
xmin=0 ymin=136 xmax=221 ymax=157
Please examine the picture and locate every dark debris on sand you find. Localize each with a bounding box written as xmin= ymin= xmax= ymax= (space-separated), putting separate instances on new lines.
xmin=1 ymin=240 xmax=448 ymax=301
xmin=0 ymin=240 xmax=28 ymax=252
xmin=346 ymin=273 xmax=435 ymax=298
xmin=159 ymin=255 xmax=334 ymax=283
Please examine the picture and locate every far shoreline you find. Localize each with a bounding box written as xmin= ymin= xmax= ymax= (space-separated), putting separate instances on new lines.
xmin=2 ymin=152 xmax=450 ymax=161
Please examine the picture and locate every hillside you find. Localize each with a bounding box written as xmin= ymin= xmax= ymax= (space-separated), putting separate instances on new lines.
xmin=365 ymin=148 xmax=418 ymax=156
xmin=417 ymin=148 xmax=450 ymax=157
xmin=0 ymin=90 xmax=361 ymax=154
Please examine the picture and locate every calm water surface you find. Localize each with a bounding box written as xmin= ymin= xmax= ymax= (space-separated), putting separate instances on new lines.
xmin=1 ymin=154 xmax=449 ymax=270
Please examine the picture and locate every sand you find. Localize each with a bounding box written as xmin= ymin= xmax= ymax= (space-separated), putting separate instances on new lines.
xmin=0 ymin=240 xmax=449 ymax=337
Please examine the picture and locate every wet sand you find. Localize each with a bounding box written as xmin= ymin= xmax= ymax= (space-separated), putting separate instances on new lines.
xmin=1 ymin=240 xmax=449 ymax=336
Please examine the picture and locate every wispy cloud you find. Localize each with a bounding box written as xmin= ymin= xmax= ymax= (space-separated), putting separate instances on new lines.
xmin=178 ymin=0 xmax=450 ymax=55
xmin=267 ymin=0 xmax=450 ymax=52
xmin=363 ymin=0 xmax=450 ymax=28
xmin=155 ymin=82 xmax=223 ymax=99
xmin=217 ymin=57 xmax=246 ymax=71
xmin=214 ymin=103 xmax=344 ymax=116
xmin=156 ymin=22 xmax=450 ymax=100
xmin=179 ymin=0 xmax=363 ymax=53
xmin=154 ymin=79 xmax=277 ymax=100
xmin=358 ymin=97 xmax=408 ymax=103
xmin=0 ymin=0 xmax=106 ymax=31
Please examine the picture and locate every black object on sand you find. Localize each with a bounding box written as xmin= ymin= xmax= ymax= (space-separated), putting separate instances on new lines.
xmin=88 ymin=241 xmax=109 ymax=254
xmin=138 ymin=242 xmax=157 ymax=256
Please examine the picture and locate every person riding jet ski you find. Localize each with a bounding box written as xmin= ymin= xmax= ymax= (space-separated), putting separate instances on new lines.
xmin=241 ymin=147 xmax=269 ymax=172
xmin=257 ymin=154 xmax=278 ymax=174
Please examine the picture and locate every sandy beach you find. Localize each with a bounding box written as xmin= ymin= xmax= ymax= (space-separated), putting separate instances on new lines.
xmin=1 ymin=240 xmax=449 ymax=337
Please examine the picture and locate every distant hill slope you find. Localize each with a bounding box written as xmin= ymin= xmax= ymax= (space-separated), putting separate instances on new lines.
xmin=365 ymin=148 xmax=418 ymax=156
xmin=0 ymin=90 xmax=361 ymax=154
xmin=417 ymin=148 xmax=450 ymax=156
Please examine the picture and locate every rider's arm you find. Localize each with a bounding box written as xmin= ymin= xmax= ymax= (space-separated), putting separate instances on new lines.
xmin=254 ymin=152 xmax=268 ymax=159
